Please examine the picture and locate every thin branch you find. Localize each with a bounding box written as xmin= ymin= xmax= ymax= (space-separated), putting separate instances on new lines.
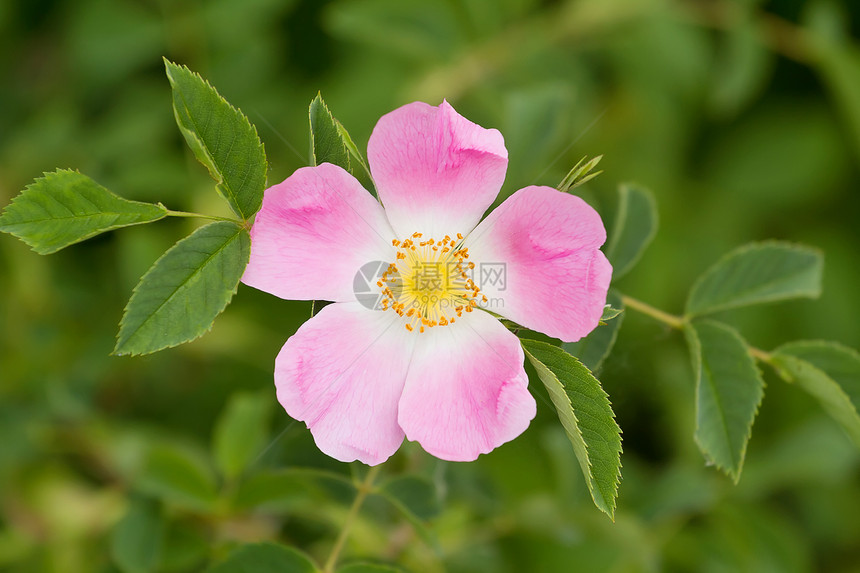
xmin=164 ymin=209 xmax=243 ymax=224
xmin=323 ymin=465 xmax=383 ymax=573
xmin=678 ymin=0 xmax=816 ymax=64
xmin=620 ymin=294 xmax=685 ymax=330
xmin=620 ymin=294 xmax=773 ymax=363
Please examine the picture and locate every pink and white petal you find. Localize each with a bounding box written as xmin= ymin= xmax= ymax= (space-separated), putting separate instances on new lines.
xmin=466 ymin=186 xmax=612 ymax=343
xmin=397 ymin=310 xmax=535 ymax=462
xmin=275 ymin=302 xmax=415 ymax=465
xmin=368 ymin=100 xmax=508 ymax=239
xmin=242 ymin=163 xmax=395 ymax=302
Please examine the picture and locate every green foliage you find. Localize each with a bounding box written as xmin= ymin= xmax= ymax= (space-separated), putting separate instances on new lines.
xmin=708 ymin=16 xmax=772 ymax=118
xmin=212 ymin=391 xmax=273 ymax=482
xmin=164 ymin=59 xmax=267 ymax=221
xmin=685 ymin=320 xmax=764 ymax=482
xmin=206 ymin=542 xmax=317 ymax=573
xmin=771 ymin=341 xmax=860 ymax=446
xmin=686 ymin=242 xmax=823 ymax=317
xmin=378 ymin=475 xmax=441 ymax=521
xmin=521 ymin=339 xmax=622 ymax=518
xmin=309 ymin=93 xmax=351 ymax=171
xmin=233 ymin=469 xmax=356 ymax=512
xmin=604 ymin=184 xmax=658 ymax=280
xmin=599 ymin=304 xmax=623 ymax=323
xmin=0 ymin=169 xmax=166 ymax=254
xmin=807 ymin=0 xmax=860 ymax=161
xmin=2 ymin=1 xmax=860 ymax=571
xmin=335 ymin=119 xmax=372 ymax=177
xmin=110 ymin=498 xmax=165 ymax=573
xmin=557 ymin=155 xmax=603 ymax=192
xmin=135 ymin=443 xmax=218 ymax=512
xmin=114 ymin=221 xmax=250 ymax=356
xmin=563 ymin=290 xmax=625 ymax=372
xmin=338 ymin=564 xmax=404 ymax=573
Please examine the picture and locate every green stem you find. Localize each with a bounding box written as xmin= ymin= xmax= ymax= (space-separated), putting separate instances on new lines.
xmin=620 ymin=294 xmax=774 ymax=364
xmin=678 ymin=0 xmax=815 ymax=65
xmin=164 ymin=209 xmax=242 ymax=224
xmin=323 ymin=465 xmax=382 ymax=573
xmin=620 ymin=294 xmax=685 ymax=330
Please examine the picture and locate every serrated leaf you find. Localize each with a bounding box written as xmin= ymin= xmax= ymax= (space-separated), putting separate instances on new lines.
xmin=563 ymin=290 xmax=624 ymax=372
xmin=379 ymin=475 xmax=441 ymax=521
xmin=136 ymin=444 xmax=218 ymax=512
xmin=164 ymin=59 xmax=267 ymax=220
xmin=115 ymin=221 xmax=250 ymax=356
xmin=0 ymin=169 xmax=166 ymax=254
xmin=772 ymin=341 xmax=860 ymax=447
xmin=309 ymin=93 xmax=351 ymax=172
xmin=206 ymin=543 xmax=317 ymax=573
xmin=521 ymin=339 xmax=622 ymax=518
xmin=686 ymin=241 xmax=823 ymax=317
xmin=605 ymin=183 xmax=658 ymax=280
xmin=335 ymin=118 xmax=372 ymax=176
xmin=110 ymin=497 xmax=164 ymax=573
xmin=212 ymin=391 xmax=273 ymax=481
xmin=685 ymin=320 xmax=764 ymax=482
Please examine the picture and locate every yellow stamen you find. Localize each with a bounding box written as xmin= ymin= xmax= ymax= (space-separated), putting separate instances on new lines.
xmin=376 ymin=231 xmax=487 ymax=334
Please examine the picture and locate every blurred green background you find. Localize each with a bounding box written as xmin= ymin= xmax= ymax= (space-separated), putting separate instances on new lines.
xmin=2 ymin=0 xmax=860 ymax=571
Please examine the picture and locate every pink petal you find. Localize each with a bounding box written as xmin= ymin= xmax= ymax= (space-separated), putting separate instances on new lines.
xmin=397 ymin=310 xmax=536 ymax=462
xmin=466 ymin=186 xmax=612 ymax=343
xmin=242 ymin=163 xmax=395 ymax=302
xmin=368 ymin=100 xmax=508 ymax=239
xmin=275 ymin=302 xmax=415 ymax=465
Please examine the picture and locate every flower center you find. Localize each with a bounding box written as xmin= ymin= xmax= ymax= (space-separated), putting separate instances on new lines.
xmin=378 ymin=232 xmax=487 ymax=333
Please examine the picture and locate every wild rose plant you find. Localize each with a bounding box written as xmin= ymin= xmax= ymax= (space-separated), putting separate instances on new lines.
xmin=1 ymin=60 xmax=857 ymax=571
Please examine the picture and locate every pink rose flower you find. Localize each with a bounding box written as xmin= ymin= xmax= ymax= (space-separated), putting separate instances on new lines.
xmin=242 ymin=101 xmax=611 ymax=465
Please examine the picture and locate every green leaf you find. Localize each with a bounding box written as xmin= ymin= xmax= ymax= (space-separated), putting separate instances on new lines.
xmin=0 ymin=169 xmax=166 ymax=254
xmin=771 ymin=341 xmax=860 ymax=447
xmin=136 ymin=444 xmax=218 ymax=512
xmin=338 ymin=564 xmax=404 ymax=573
xmin=375 ymin=475 xmax=441 ymax=550
xmin=686 ymin=241 xmax=823 ymax=317
xmin=605 ymin=183 xmax=658 ymax=280
xmin=806 ymin=0 xmax=860 ymax=163
xmin=114 ymin=221 xmax=250 ymax=356
xmin=685 ymin=320 xmax=764 ymax=482
xmin=212 ymin=391 xmax=273 ymax=482
xmin=159 ymin=521 xmax=208 ymax=573
xmin=164 ymin=59 xmax=267 ymax=220
xmin=335 ymin=118 xmax=371 ymax=176
xmin=563 ymin=290 xmax=625 ymax=373
xmin=309 ymin=93 xmax=350 ymax=172
xmin=600 ymin=304 xmax=623 ymax=323
xmin=378 ymin=475 xmax=441 ymax=521
xmin=557 ymin=155 xmax=603 ymax=192
xmin=708 ymin=16 xmax=772 ymax=118
xmin=206 ymin=542 xmax=317 ymax=573
xmin=521 ymin=339 xmax=622 ymax=518
xmin=233 ymin=469 xmax=356 ymax=512
xmin=110 ymin=498 xmax=164 ymax=573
